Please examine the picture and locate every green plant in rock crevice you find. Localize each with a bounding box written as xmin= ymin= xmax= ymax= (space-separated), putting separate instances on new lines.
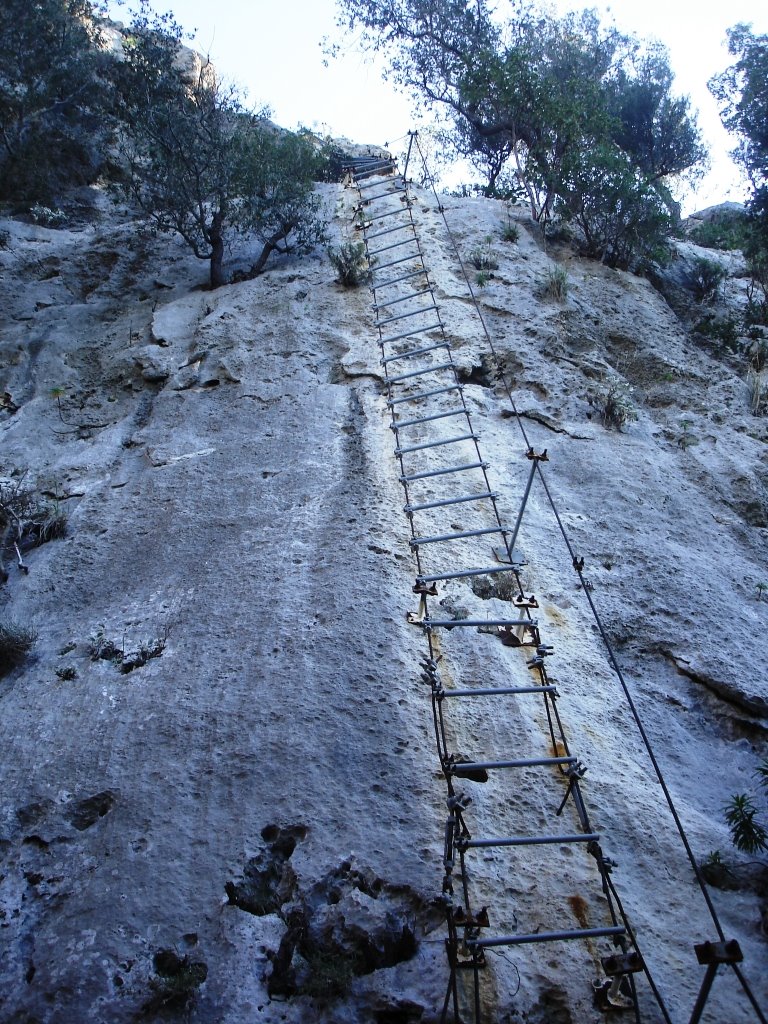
xmin=588 ymin=380 xmax=637 ymax=430
xmin=688 ymin=255 xmax=727 ymax=303
xmin=724 ymin=759 xmax=768 ymax=856
xmin=677 ymin=419 xmax=699 ymax=449
xmin=468 ymin=236 xmax=499 ymax=271
xmin=541 ymin=265 xmax=569 ymax=301
xmin=328 ymin=240 xmax=369 ymax=286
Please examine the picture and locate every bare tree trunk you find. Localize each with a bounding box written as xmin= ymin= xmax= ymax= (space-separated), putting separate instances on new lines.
xmin=250 ymin=222 xmax=295 ymax=277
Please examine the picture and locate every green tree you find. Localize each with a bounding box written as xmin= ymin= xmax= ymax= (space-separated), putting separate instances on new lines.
xmin=334 ymin=0 xmax=703 ymax=267
xmin=114 ymin=6 xmax=327 ymax=288
xmin=710 ymin=25 xmax=768 ymax=197
xmin=609 ymin=43 xmax=705 ymax=187
xmin=0 ymin=0 xmax=111 ymax=201
xmin=710 ymin=25 xmax=768 ymax=322
xmin=554 ymin=144 xmax=672 ymax=268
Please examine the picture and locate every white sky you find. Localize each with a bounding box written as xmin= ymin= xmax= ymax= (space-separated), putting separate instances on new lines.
xmin=107 ymin=0 xmax=767 ymax=214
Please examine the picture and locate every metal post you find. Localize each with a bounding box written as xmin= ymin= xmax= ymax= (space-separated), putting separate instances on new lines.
xmin=403 ymin=130 xmax=417 ymax=181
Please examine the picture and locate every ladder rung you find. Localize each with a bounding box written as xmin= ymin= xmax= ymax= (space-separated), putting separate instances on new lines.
xmin=444 ymin=685 xmax=557 ymax=697
xmin=376 ymin=287 xmax=433 ymax=311
xmin=362 ymin=195 xmax=408 ymax=217
xmin=396 ymin=433 xmax=477 ymax=456
xmin=393 ymin=407 xmax=466 ymax=429
xmin=388 ymin=361 xmax=454 ymax=384
xmin=418 ymin=564 xmax=520 ymax=583
xmin=374 ymin=268 xmax=429 ymax=290
xmin=464 ymin=833 xmax=599 ymax=850
xmin=426 ymin=618 xmax=533 ymax=630
xmin=381 ymin=341 xmax=449 ymax=365
xmin=409 ymin=491 xmax=499 ymax=516
xmin=400 ymin=461 xmax=486 ymax=483
xmin=388 ymin=384 xmax=462 ymax=406
xmin=372 ymin=253 xmax=423 ymax=273
xmin=354 ymin=165 xmax=395 ymax=181
xmin=449 ymin=756 xmax=574 ymax=771
xmin=357 ymin=174 xmax=403 ymax=192
xmin=378 ymin=303 xmax=439 ymax=327
xmin=358 ymin=204 xmax=412 ymax=225
xmin=360 ymin=186 xmax=406 ymax=205
xmin=471 ymin=927 xmax=626 ymax=950
xmin=410 ymin=526 xmax=508 ymax=547
xmin=369 ymin=236 xmax=419 ymax=258
xmin=381 ymin=322 xmax=444 ymax=346
xmin=366 ymin=222 xmax=411 ymax=241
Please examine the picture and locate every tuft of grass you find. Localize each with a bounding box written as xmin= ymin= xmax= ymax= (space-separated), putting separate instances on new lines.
xmin=747 ymin=369 xmax=764 ymax=416
xmin=88 ymin=626 xmax=123 ymax=663
xmin=88 ymin=625 xmax=166 ymax=673
xmin=468 ymin=236 xmax=499 ymax=271
xmin=475 ymin=270 xmax=491 ymax=288
xmin=588 ymin=381 xmax=637 ymax=431
xmin=700 ymin=849 xmax=736 ymax=889
xmin=328 ymin=241 xmax=368 ymax=287
xmin=541 ymin=265 xmax=569 ymax=301
xmin=0 ymin=619 xmax=38 ymax=676
xmin=501 ymin=221 xmax=520 ymax=242
xmin=142 ymin=950 xmax=208 ymax=1014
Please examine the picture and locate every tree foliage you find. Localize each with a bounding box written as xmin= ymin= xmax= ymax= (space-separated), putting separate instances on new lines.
xmin=334 ymin=0 xmax=704 ymax=268
xmin=0 ymin=0 xmax=111 ymax=200
xmin=710 ymin=25 xmax=768 ymax=193
xmin=112 ymin=4 xmax=327 ymax=287
xmin=0 ymin=0 xmax=328 ymax=286
xmin=710 ymin=25 xmax=768 ymax=322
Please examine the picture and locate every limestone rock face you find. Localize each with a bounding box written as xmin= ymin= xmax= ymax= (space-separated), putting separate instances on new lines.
xmin=0 ymin=181 xmax=767 ymax=1024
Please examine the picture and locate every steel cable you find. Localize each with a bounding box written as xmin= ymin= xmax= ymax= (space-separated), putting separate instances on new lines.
xmin=408 ymin=131 xmax=768 ymax=1024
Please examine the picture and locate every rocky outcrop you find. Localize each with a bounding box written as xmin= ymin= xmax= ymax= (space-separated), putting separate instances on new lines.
xmin=1 ymin=182 xmax=766 ymax=1022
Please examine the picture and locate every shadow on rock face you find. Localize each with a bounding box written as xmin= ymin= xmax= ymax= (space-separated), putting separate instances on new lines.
xmin=226 ymin=830 xmax=440 ymax=1007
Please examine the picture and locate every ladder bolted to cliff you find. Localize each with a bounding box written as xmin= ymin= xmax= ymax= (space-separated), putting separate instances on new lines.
xmin=342 ymin=138 xmax=766 ymax=1024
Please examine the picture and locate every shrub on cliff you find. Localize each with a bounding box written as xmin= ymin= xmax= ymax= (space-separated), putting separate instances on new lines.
xmin=113 ymin=8 xmax=327 ymax=288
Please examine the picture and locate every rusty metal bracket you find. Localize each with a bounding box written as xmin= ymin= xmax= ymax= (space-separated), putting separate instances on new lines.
xmin=526 ymin=447 xmax=549 ymax=462
xmin=689 ymin=940 xmax=745 ymax=1024
xmin=573 ymin=556 xmax=585 ymax=572
xmin=694 ymin=939 xmax=743 ymax=965
xmin=413 ymin=579 xmax=439 ymax=596
xmin=454 ymin=906 xmax=490 ymax=928
xmin=602 ymin=951 xmax=644 ymax=976
xmin=514 ymin=593 xmax=539 ymax=609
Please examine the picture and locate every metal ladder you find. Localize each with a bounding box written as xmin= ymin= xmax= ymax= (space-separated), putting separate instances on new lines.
xmin=343 ymin=157 xmax=656 ymax=1023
